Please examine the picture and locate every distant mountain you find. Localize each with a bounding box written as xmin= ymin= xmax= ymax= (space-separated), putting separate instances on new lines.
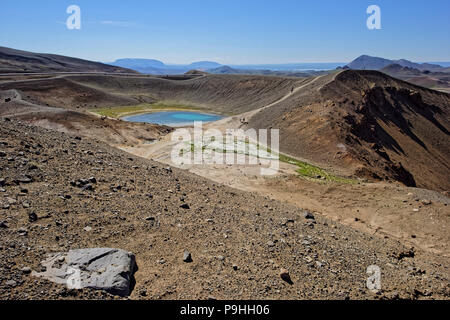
xmin=0 ymin=46 xmax=138 ymax=74
xmin=110 ymin=58 xmax=165 ymax=69
xmin=188 ymin=61 xmax=222 ymax=69
xmin=108 ymin=59 xmax=222 ymax=75
xmin=346 ymin=55 xmax=443 ymax=71
xmin=208 ymin=66 xmax=239 ymax=74
xmin=207 ymin=65 xmax=330 ymax=77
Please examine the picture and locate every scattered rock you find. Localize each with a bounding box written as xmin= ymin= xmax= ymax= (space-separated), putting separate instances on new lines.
xmin=32 ymin=248 xmax=137 ymax=297
xmin=28 ymin=212 xmax=38 ymax=222
xmin=21 ymin=267 xmax=32 ymax=274
xmin=280 ymin=268 xmax=293 ymax=284
xmin=396 ymin=248 xmax=415 ymax=260
xmin=421 ymin=199 xmax=432 ymax=205
xmin=5 ymin=280 xmax=17 ymax=287
xmin=303 ymin=211 xmax=315 ymax=220
xmin=183 ymin=250 xmax=193 ymax=263
xmin=180 ymin=203 xmax=190 ymax=209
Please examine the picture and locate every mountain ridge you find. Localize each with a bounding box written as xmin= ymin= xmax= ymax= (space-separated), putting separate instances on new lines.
xmin=346 ymin=55 xmax=443 ymax=71
xmin=0 ymin=46 xmax=137 ymax=74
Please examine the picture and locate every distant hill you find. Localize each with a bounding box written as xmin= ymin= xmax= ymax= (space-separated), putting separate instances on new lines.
xmin=0 ymin=46 xmax=137 ymax=74
xmin=108 ymin=59 xmax=223 ymax=75
xmin=346 ymin=55 xmax=443 ymax=71
xmin=207 ymin=65 xmax=330 ymax=77
xmin=380 ymin=64 xmax=422 ymax=75
xmin=110 ymin=58 xmax=165 ymax=69
xmin=208 ymin=66 xmax=240 ymax=74
xmin=184 ymin=69 xmax=210 ymax=75
xmin=188 ymin=61 xmax=222 ymax=69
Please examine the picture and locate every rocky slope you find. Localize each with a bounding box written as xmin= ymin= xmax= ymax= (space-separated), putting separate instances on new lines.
xmin=0 ymin=119 xmax=449 ymax=300
xmin=0 ymin=46 xmax=137 ymax=74
xmin=247 ymin=70 xmax=450 ymax=191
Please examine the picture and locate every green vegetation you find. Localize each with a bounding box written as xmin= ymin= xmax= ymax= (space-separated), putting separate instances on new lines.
xmin=91 ymin=102 xmax=206 ymax=119
xmin=189 ymin=138 xmax=355 ymax=184
xmin=279 ymin=154 xmax=356 ymax=184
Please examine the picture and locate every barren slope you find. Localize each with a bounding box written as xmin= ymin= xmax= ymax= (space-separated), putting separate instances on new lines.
xmin=0 ymin=46 xmax=137 ymax=74
xmin=247 ymin=70 xmax=450 ymax=191
xmin=0 ymin=119 xmax=449 ymax=300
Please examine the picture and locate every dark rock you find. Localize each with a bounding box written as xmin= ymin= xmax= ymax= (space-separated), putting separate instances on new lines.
xmin=183 ymin=250 xmax=193 ymax=263
xmin=82 ymin=184 xmax=94 ymax=191
xmin=280 ymin=268 xmax=293 ymax=284
xmin=28 ymin=212 xmax=38 ymax=222
xmin=303 ymin=211 xmax=315 ymax=220
xmin=21 ymin=267 xmax=32 ymax=274
xmin=180 ymin=203 xmax=190 ymax=209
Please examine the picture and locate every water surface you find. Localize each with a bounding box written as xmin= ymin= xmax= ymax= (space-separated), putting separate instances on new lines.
xmin=122 ymin=111 xmax=223 ymax=127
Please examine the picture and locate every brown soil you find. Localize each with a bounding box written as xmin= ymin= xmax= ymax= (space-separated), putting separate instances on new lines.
xmin=0 ymin=71 xmax=449 ymax=300
xmin=247 ymin=70 xmax=450 ymax=191
xmin=1 ymin=120 xmax=449 ymax=300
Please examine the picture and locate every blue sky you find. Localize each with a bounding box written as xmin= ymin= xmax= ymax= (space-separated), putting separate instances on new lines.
xmin=0 ymin=0 xmax=449 ymax=64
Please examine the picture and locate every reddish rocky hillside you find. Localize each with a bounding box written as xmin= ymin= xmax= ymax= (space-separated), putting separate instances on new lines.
xmin=248 ymin=70 xmax=450 ymax=191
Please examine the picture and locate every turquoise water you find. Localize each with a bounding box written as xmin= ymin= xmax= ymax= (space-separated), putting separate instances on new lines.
xmin=122 ymin=111 xmax=223 ymax=127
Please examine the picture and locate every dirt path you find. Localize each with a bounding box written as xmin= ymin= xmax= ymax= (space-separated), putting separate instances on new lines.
xmin=208 ymin=74 xmax=327 ymax=132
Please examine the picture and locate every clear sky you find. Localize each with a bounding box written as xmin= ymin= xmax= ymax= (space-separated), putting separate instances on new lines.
xmin=0 ymin=0 xmax=449 ymax=64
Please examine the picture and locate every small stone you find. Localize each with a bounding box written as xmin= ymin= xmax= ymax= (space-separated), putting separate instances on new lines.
xmin=232 ymin=264 xmax=239 ymax=271
xmin=183 ymin=251 xmax=193 ymax=263
xmin=180 ymin=203 xmax=190 ymax=209
xmin=18 ymin=227 xmax=28 ymax=236
xmin=28 ymin=212 xmax=38 ymax=222
xmin=5 ymin=280 xmax=17 ymax=287
xmin=413 ymin=208 xmax=419 ymax=212
xmin=83 ymin=226 xmax=92 ymax=232
xmin=0 ymin=221 xmax=8 ymax=228
xmin=21 ymin=267 xmax=32 ymax=274
xmin=267 ymin=241 xmax=275 ymax=247
xmin=145 ymin=216 xmax=155 ymax=221
xmin=280 ymin=268 xmax=293 ymax=284
xmin=303 ymin=211 xmax=315 ymax=220
xmin=82 ymin=184 xmax=94 ymax=191
xmin=421 ymin=199 xmax=431 ymax=205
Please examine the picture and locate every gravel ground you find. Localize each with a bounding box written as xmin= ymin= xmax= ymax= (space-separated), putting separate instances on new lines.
xmin=0 ymin=119 xmax=449 ymax=300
